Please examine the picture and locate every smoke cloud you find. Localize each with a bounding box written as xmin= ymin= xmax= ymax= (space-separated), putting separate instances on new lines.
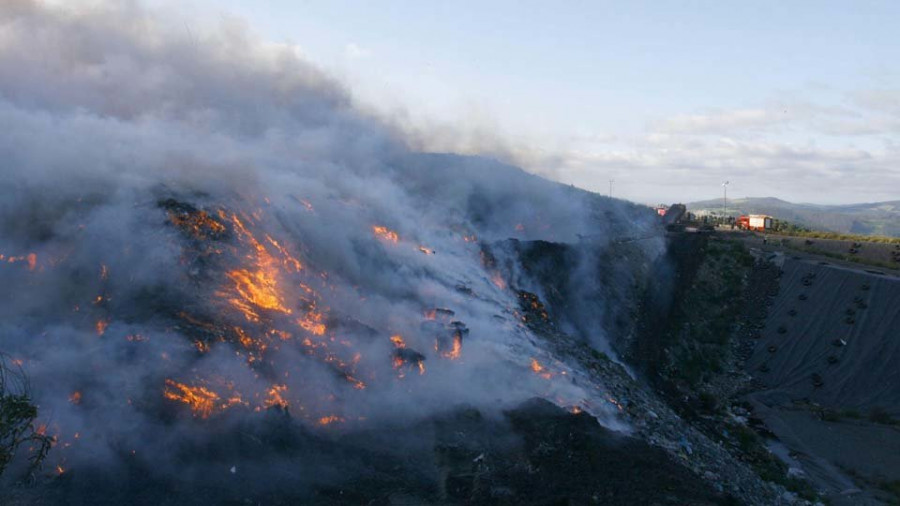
xmin=0 ymin=0 xmax=663 ymax=496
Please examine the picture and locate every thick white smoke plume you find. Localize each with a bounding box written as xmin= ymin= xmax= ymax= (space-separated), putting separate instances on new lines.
xmin=0 ymin=0 xmax=663 ymax=492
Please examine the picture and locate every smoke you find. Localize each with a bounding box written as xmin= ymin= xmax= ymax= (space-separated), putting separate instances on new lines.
xmin=0 ymin=0 xmax=663 ymax=496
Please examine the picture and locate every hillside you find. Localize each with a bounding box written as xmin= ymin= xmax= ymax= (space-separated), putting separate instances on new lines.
xmin=686 ymin=197 xmax=900 ymax=237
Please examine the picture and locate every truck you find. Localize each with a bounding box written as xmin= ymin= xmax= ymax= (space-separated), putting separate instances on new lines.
xmin=738 ymin=214 xmax=773 ymax=231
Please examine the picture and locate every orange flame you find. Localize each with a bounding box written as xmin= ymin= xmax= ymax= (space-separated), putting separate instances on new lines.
xmin=440 ymin=334 xmax=462 ymax=360
xmin=95 ymin=319 xmax=109 ymax=336
xmin=163 ymin=379 xmax=221 ymax=419
xmin=530 ymin=358 xmax=553 ymax=380
xmin=68 ymin=391 xmax=82 ymax=405
xmin=263 ymin=384 xmax=289 ymax=409
xmin=390 ymin=335 xmax=406 ymax=348
xmin=219 ymin=212 xmax=294 ymax=321
xmin=372 ymin=225 xmax=399 ymax=243
xmin=318 ymin=415 xmax=344 ymax=426
xmin=297 ymin=310 xmax=326 ymax=336
xmin=1 ymin=252 xmax=38 ymax=270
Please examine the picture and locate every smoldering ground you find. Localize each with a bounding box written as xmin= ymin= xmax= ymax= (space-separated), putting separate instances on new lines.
xmin=0 ymin=1 xmax=663 ymax=500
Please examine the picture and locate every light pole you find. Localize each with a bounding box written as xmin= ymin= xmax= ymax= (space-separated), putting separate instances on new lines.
xmin=722 ymin=181 xmax=730 ymax=224
xmin=609 ymin=179 xmax=614 ymax=199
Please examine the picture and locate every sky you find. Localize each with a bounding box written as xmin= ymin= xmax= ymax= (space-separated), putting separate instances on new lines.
xmin=138 ymin=1 xmax=900 ymax=203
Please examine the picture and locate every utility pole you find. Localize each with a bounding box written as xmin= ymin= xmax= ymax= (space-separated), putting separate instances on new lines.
xmin=609 ymin=179 xmax=614 ymax=199
xmin=722 ymin=181 xmax=729 ymax=224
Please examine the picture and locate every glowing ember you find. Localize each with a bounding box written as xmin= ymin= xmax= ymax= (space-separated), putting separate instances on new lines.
xmin=372 ymin=225 xmax=399 ymax=243
xmin=491 ymin=272 xmax=507 ymax=290
xmin=530 ymin=358 xmax=553 ymax=380
xmin=440 ymin=334 xmax=462 ymax=360
xmin=418 ymin=245 xmax=434 ymax=255
xmin=219 ymin=212 xmax=295 ymax=321
xmin=167 ymin=208 xmax=226 ymax=240
xmin=1 ymin=252 xmax=38 ymax=270
xmin=263 ymin=384 xmax=289 ymax=409
xmin=95 ymin=319 xmax=109 ymax=336
xmin=297 ymin=309 xmax=326 ymax=335
xmin=390 ymin=335 xmax=406 ymax=348
xmin=163 ymin=379 xmax=223 ymax=419
xmin=317 ymin=415 xmax=344 ymax=426
xmin=226 ymin=268 xmax=291 ymax=317
xmin=68 ymin=391 xmax=82 ymax=405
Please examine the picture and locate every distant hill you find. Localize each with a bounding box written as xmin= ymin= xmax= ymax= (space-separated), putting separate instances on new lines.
xmin=686 ymin=197 xmax=900 ymax=237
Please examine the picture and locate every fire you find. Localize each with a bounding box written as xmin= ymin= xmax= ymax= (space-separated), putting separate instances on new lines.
xmin=418 ymin=245 xmax=434 ymax=255
xmin=226 ymin=268 xmax=291 ymax=317
xmin=390 ymin=335 xmax=406 ymax=348
xmin=318 ymin=415 xmax=344 ymax=426
xmin=56 ymin=464 xmax=65 ymax=475
xmin=68 ymin=391 xmax=82 ymax=405
xmin=1 ymin=252 xmax=38 ymax=270
xmin=372 ymin=225 xmax=399 ymax=243
xmin=163 ymin=379 xmax=223 ymax=419
xmin=167 ymin=208 xmax=226 ymax=240
xmin=95 ymin=319 xmax=109 ymax=336
xmin=265 ymin=235 xmax=303 ymax=272
xmin=530 ymin=358 xmax=553 ymax=380
xmin=219 ymin=212 xmax=295 ymax=321
xmin=297 ymin=309 xmax=326 ymax=336
xmin=491 ymin=272 xmax=507 ymax=290
xmin=441 ymin=334 xmax=462 ymax=360
xmin=263 ymin=384 xmax=289 ymax=409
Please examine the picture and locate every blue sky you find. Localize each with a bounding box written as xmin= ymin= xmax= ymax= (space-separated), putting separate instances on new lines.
xmin=151 ymin=0 xmax=900 ymax=204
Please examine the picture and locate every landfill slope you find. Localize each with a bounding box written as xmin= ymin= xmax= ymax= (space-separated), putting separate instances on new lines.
xmin=748 ymin=257 xmax=900 ymax=416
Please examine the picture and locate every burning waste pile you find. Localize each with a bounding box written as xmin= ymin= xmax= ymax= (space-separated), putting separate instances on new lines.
xmin=0 ymin=2 xmax=669 ymax=503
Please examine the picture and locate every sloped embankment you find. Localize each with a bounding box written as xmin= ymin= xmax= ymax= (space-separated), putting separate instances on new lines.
xmin=748 ymin=259 xmax=900 ymax=416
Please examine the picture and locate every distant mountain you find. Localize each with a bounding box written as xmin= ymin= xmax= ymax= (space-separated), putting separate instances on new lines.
xmin=686 ymin=197 xmax=900 ymax=237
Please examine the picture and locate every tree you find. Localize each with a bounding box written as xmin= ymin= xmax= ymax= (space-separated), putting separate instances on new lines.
xmin=0 ymin=354 xmax=53 ymax=479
